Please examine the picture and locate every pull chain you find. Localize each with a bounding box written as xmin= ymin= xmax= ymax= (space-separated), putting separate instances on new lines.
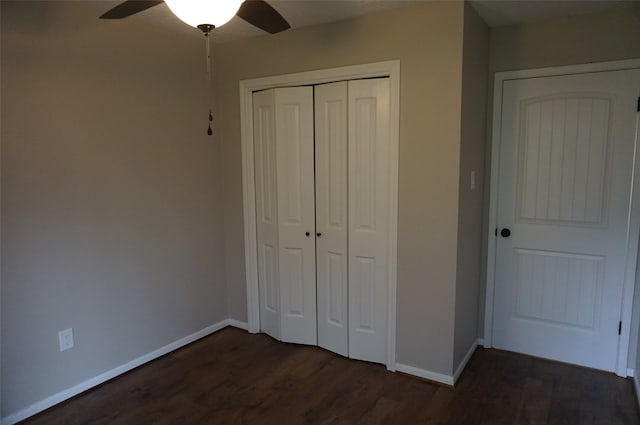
xmin=204 ymin=30 xmax=213 ymax=136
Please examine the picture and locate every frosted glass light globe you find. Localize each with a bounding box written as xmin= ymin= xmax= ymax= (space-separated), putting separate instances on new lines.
xmin=165 ymin=0 xmax=245 ymax=29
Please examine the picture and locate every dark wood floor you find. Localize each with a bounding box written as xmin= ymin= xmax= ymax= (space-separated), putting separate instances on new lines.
xmin=21 ymin=327 xmax=640 ymax=424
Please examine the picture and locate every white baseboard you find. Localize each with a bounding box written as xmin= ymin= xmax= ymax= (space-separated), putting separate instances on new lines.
xmin=395 ymin=339 xmax=479 ymax=387
xmin=453 ymin=339 xmax=480 ymax=383
xmin=1 ymin=319 xmax=231 ymax=425
xmin=395 ymin=363 xmax=455 ymax=386
xmin=635 ymin=374 xmax=640 ymax=411
xmin=228 ymin=319 xmax=249 ymax=330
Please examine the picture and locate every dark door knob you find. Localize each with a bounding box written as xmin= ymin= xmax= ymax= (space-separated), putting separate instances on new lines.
xmin=316 ymin=232 xmax=322 ymax=237
xmin=500 ymin=228 xmax=511 ymax=238
xmin=305 ymin=232 xmax=310 ymax=237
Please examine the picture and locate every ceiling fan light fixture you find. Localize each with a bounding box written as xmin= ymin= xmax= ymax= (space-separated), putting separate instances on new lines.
xmin=165 ymin=0 xmax=245 ymax=29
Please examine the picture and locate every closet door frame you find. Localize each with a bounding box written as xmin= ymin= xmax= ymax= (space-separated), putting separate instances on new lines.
xmin=240 ymin=61 xmax=400 ymax=371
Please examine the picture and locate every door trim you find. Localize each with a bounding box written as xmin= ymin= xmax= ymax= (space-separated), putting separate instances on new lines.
xmin=484 ymin=58 xmax=640 ymax=377
xmin=239 ymin=60 xmax=400 ymax=371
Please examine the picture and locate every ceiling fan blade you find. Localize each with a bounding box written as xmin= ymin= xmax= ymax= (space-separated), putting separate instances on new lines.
xmin=237 ymin=0 xmax=290 ymax=34
xmin=100 ymin=0 xmax=164 ymax=19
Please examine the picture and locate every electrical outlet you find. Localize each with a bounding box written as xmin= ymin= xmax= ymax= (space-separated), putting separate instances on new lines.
xmin=58 ymin=328 xmax=74 ymax=352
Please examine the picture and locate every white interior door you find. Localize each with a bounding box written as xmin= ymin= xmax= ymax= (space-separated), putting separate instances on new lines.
xmin=493 ymin=69 xmax=640 ymax=371
xmin=315 ymin=82 xmax=349 ymax=357
xmin=274 ymin=87 xmax=317 ymax=345
xmin=254 ymin=87 xmax=317 ymax=345
xmin=253 ymin=89 xmax=281 ymax=341
xmin=348 ymin=78 xmax=391 ymax=364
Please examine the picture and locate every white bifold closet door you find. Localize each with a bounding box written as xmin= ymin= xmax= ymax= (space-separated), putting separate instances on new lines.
xmin=253 ymin=87 xmax=317 ymax=345
xmin=315 ymin=82 xmax=349 ymax=357
xmin=346 ymin=79 xmax=390 ymax=365
xmin=254 ymin=78 xmax=390 ymax=365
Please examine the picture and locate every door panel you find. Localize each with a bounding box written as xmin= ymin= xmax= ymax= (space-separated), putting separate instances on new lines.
xmin=253 ymin=89 xmax=281 ymax=340
xmin=275 ymin=87 xmax=317 ymax=345
xmin=493 ymin=69 xmax=640 ymax=371
xmin=315 ymin=82 xmax=349 ymax=356
xmin=348 ymin=78 xmax=390 ymax=364
xmin=518 ymin=96 xmax=611 ymax=225
xmin=512 ymin=249 xmax=604 ymax=329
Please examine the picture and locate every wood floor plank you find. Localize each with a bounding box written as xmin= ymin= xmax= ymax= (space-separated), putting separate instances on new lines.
xmin=514 ymin=377 xmax=552 ymax=425
xmin=20 ymin=327 xmax=640 ymax=425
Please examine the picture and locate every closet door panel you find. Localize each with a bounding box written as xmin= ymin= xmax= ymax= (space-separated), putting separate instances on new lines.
xmin=253 ymin=89 xmax=281 ymax=341
xmin=275 ymin=87 xmax=317 ymax=345
xmin=348 ymin=78 xmax=390 ymax=364
xmin=315 ymin=82 xmax=349 ymax=357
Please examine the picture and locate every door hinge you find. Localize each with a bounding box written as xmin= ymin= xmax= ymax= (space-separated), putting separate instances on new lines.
xmin=618 ymin=321 xmax=622 ymax=335
xmin=637 ymin=96 xmax=640 ymax=112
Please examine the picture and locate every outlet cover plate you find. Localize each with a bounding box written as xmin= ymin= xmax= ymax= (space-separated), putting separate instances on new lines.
xmin=58 ymin=328 xmax=74 ymax=352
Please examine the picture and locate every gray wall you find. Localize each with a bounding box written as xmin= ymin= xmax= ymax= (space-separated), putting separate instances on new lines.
xmin=454 ymin=3 xmax=489 ymax=371
xmin=489 ymin=6 xmax=640 ymax=73
xmin=1 ymin=1 xmax=228 ymax=416
xmin=215 ymin=1 xmax=468 ymax=376
xmin=486 ymin=6 xmax=640 ymax=368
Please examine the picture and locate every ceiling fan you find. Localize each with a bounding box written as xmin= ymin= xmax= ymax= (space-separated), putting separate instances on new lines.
xmin=100 ymin=1 xmax=290 ymax=136
xmin=100 ymin=0 xmax=291 ymax=34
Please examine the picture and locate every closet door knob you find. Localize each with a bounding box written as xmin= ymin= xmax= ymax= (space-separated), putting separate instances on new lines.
xmin=305 ymin=232 xmax=310 ymax=237
xmin=316 ymin=232 xmax=322 ymax=237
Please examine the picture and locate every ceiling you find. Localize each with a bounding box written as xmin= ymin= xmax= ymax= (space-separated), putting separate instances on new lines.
xmin=95 ymin=0 xmax=640 ymax=43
